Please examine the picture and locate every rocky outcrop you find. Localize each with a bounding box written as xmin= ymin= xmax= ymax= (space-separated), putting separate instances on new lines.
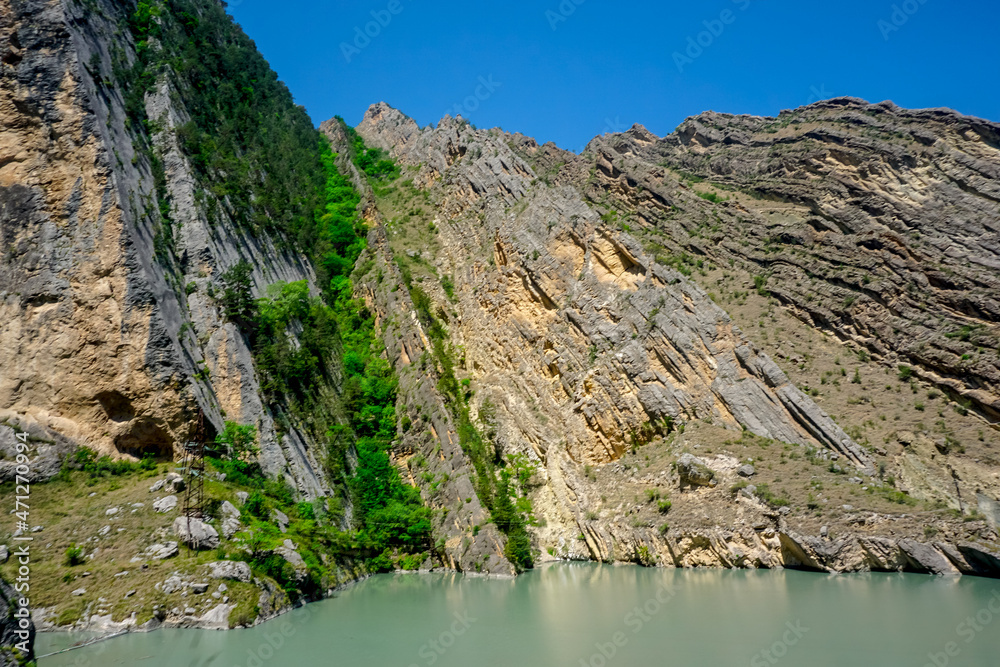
xmin=350 ymin=101 xmax=999 ymax=579
xmin=323 ymin=122 xmax=515 ymax=575
xmin=350 ymin=103 xmax=882 ymax=571
xmin=676 ymin=453 xmax=716 ymax=488
xmin=172 ymin=516 xmax=219 ymax=550
xmin=580 ymin=98 xmax=1000 ymax=421
xmin=208 ymin=560 xmax=252 ymax=583
xmin=0 ymin=0 xmax=331 ymax=496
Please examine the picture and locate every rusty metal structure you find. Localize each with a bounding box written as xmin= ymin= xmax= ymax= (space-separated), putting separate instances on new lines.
xmin=180 ymin=411 xmax=207 ymax=549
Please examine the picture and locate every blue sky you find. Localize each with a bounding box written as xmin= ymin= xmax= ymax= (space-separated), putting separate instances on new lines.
xmin=228 ymin=0 xmax=999 ymax=152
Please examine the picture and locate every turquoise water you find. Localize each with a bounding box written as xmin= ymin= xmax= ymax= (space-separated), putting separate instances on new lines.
xmin=37 ymin=564 xmax=1000 ymax=667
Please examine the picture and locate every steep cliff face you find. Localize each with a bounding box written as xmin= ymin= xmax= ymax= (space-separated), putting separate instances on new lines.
xmin=350 ymin=101 xmax=999 ymax=577
xmin=582 ymin=98 xmax=1000 ymax=420
xmin=0 ymin=0 xmax=329 ymax=495
xmin=355 ymin=104 xmax=866 ymax=464
xmin=2 ymin=0 xmax=999 ymax=617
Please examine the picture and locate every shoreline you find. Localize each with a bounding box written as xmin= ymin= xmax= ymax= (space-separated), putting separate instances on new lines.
xmin=33 ymin=545 xmax=1000 ymax=646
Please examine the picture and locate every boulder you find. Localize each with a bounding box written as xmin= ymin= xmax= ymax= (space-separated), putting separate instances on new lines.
xmin=272 ymin=509 xmax=289 ymax=533
xmin=235 ymin=491 xmax=249 ymax=505
xmin=172 ymin=517 xmax=220 ymax=550
xmin=149 ymin=479 xmax=166 ymax=493
xmin=208 ymin=560 xmax=252 ymax=583
xmin=956 ymin=542 xmax=1000 ymax=577
xmin=737 ymin=464 xmax=756 ymax=478
xmin=165 ymin=472 xmax=185 ymax=492
xmin=220 ymin=501 xmax=242 ymax=539
xmin=276 ymin=539 xmax=306 ymax=569
xmin=275 ymin=539 xmax=308 ymax=582
xmin=153 ymin=495 xmax=178 ymax=513
xmin=144 ymin=542 xmax=179 ymax=560
xmin=160 ymin=576 xmax=184 ymax=594
xmin=898 ymin=539 xmax=959 ymax=575
xmin=676 ymin=453 xmax=716 ymax=488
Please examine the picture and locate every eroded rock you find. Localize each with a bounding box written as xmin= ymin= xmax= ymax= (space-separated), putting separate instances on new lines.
xmin=172 ymin=517 xmax=219 ymax=550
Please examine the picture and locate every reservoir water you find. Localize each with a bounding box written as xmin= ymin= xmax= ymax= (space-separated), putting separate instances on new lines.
xmin=37 ymin=564 xmax=1000 ymax=667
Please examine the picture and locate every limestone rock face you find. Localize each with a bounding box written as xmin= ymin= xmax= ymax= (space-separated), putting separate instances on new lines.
xmin=0 ymin=0 xmax=330 ymax=497
xmin=349 ymin=101 xmax=999 ymax=578
xmin=581 ymin=98 xmax=1000 ymax=420
xmin=353 ymin=106 xmax=872 ymax=471
xmin=347 ymin=103 xmax=878 ymax=570
xmin=897 ymin=539 xmax=960 ymax=575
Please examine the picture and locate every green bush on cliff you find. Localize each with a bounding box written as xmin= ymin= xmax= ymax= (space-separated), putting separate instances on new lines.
xmin=328 ymin=279 xmax=433 ymax=559
xmin=215 ymin=421 xmax=259 ymax=460
xmin=338 ymin=117 xmax=400 ymax=181
xmin=219 ymin=262 xmax=259 ymax=338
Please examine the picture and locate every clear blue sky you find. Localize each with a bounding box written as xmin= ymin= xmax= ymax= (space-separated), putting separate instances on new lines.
xmin=227 ymin=0 xmax=999 ymax=152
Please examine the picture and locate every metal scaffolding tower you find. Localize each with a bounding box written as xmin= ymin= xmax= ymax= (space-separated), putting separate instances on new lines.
xmin=181 ymin=411 xmax=207 ymax=549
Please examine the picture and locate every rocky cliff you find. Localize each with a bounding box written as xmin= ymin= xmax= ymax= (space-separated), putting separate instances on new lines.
xmin=348 ymin=100 xmax=1000 ymax=577
xmin=582 ymin=98 xmax=1000 ymax=421
xmin=0 ymin=0 xmax=329 ymax=493
xmin=2 ymin=0 xmax=1000 ymax=640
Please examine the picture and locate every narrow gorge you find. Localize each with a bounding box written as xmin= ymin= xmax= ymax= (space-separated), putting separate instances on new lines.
xmin=0 ymin=0 xmax=997 ymax=658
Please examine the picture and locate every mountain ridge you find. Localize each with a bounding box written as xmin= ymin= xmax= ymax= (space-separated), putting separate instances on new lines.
xmin=0 ymin=0 xmax=998 ymax=650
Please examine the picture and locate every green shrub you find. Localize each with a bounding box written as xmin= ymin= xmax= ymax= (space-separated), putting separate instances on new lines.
xmin=753 ymin=274 xmax=768 ymax=296
xmin=243 ymin=491 xmax=267 ymax=519
xmin=215 ymin=421 xmax=258 ymax=460
xmin=65 ymin=544 xmax=85 ymax=566
xmin=754 ymin=483 xmax=790 ymax=507
xmin=697 ymin=191 xmax=726 ymax=203
xmin=220 ymin=261 xmax=258 ymax=337
xmin=296 ymin=501 xmax=316 ymax=521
